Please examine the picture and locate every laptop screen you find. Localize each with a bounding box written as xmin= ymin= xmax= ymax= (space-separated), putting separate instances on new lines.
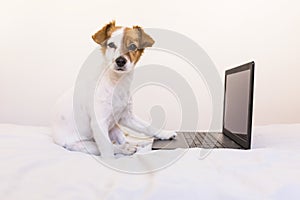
xmin=223 ymin=62 xmax=254 ymax=149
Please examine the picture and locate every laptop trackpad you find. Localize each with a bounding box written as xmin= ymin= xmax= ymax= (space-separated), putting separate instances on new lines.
xmin=152 ymin=132 xmax=189 ymax=150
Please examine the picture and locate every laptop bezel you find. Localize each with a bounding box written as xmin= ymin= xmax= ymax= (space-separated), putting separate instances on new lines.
xmin=222 ymin=61 xmax=255 ymax=149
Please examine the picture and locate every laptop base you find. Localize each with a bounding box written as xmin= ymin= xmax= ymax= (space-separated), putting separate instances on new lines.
xmin=152 ymin=132 xmax=242 ymax=150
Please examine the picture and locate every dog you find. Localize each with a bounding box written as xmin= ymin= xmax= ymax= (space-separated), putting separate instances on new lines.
xmin=52 ymin=21 xmax=177 ymax=158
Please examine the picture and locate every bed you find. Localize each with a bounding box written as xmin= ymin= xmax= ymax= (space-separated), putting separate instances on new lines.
xmin=1 ymin=123 xmax=300 ymax=199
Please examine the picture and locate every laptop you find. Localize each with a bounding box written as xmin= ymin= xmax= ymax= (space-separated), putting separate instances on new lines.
xmin=152 ymin=61 xmax=255 ymax=150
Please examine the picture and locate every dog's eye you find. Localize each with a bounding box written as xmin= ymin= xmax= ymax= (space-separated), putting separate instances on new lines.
xmin=128 ymin=43 xmax=137 ymax=51
xmin=107 ymin=42 xmax=116 ymax=49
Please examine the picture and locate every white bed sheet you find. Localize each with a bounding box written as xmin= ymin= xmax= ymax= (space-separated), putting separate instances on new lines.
xmin=0 ymin=123 xmax=300 ymax=200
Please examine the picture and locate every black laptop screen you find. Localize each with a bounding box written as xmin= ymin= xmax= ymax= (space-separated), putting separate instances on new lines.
xmin=223 ymin=62 xmax=254 ymax=149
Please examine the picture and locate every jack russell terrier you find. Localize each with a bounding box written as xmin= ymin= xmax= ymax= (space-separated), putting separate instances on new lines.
xmin=52 ymin=21 xmax=177 ymax=158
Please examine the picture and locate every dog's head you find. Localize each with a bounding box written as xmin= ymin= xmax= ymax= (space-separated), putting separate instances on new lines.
xmin=92 ymin=21 xmax=155 ymax=73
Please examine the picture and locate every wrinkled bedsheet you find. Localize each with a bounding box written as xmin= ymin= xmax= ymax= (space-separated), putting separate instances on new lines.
xmin=0 ymin=123 xmax=300 ymax=200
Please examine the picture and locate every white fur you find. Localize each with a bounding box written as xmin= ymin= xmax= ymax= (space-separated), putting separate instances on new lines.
xmin=52 ymin=28 xmax=176 ymax=158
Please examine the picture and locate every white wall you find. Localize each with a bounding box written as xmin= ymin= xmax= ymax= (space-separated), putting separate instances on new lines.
xmin=0 ymin=0 xmax=299 ymax=128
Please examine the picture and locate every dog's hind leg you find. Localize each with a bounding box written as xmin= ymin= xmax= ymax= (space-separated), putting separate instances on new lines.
xmin=110 ymin=125 xmax=151 ymax=153
xmin=113 ymin=142 xmax=137 ymax=155
xmin=65 ymin=140 xmax=100 ymax=156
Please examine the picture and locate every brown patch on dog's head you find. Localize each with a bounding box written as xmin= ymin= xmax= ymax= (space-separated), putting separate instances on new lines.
xmin=133 ymin=26 xmax=155 ymax=49
xmin=92 ymin=21 xmax=122 ymax=51
xmin=122 ymin=26 xmax=155 ymax=64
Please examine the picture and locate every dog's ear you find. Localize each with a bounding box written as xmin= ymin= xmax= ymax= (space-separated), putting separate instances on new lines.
xmin=133 ymin=26 xmax=155 ymax=49
xmin=92 ymin=21 xmax=116 ymax=45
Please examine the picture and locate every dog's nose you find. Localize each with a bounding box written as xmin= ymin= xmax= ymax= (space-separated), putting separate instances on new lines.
xmin=115 ymin=56 xmax=127 ymax=67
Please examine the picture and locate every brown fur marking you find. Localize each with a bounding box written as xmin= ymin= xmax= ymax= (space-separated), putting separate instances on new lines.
xmin=122 ymin=26 xmax=154 ymax=64
xmin=92 ymin=20 xmax=122 ymax=54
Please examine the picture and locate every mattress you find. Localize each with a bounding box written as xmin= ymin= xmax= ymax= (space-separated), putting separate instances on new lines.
xmin=0 ymin=123 xmax=300 ymax=200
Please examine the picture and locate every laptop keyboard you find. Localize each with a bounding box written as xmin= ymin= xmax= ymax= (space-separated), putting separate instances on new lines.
xmin=182 ymin=132 xmax=241 ymax=149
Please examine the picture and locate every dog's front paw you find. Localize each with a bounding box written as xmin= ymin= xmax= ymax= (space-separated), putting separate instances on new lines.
xmin=155 ymin=130 xmax=177 ymax=140
xmin=121 ymin=143 xmax=137 ymax=155
xmin=114 ymin=142 xmax=137 ymax=156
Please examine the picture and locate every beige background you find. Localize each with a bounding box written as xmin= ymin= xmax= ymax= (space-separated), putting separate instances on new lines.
xmin=0 ymin=0 xmax=299 ymax=129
